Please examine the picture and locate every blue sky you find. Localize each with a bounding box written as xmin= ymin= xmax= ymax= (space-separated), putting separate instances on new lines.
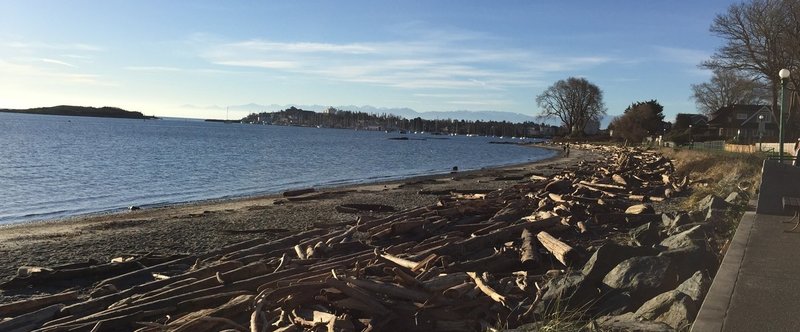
xmin=0 ymin=1 xmax=740 ymax=122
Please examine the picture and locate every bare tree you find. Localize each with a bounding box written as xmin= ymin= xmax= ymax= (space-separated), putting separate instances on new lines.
xmin=702 ymin=0 xmax=797 ymax=114
xmin=536 ymin=77 xmax=606 ymax=137
xmin=691 ymin=69 xmax=769 ymax=116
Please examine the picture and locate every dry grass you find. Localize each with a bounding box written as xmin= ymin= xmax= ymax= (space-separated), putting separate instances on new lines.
xmin=659 ymin=148 xmax=763 ymax=210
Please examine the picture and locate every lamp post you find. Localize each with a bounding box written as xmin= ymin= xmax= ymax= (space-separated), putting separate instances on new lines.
xmin=779 ymin=68 xmax=790 ymax=163
xmin=759 ymin=114 xmax=765 ymax=151
xmin=689 ymin=124 xmax=693 ymax=149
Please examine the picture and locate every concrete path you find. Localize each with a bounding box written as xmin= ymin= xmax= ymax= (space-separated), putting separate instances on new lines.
xmin=694 ymin=209 xmax=800 ymax=331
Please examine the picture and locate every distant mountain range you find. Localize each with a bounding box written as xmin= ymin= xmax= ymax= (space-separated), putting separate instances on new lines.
xmin=179 ymin=103 xmax=542 ymax=123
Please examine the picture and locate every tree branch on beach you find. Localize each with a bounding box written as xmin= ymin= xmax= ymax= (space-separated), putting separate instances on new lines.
xmin=535 ymin=77 xmax=606 ymax=137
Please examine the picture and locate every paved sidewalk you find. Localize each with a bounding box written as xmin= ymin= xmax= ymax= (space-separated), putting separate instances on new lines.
xmin=693 ymin=210 xmax=800 ymax=331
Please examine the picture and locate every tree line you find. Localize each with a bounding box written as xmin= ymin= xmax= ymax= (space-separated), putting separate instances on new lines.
xmin=241 ymin=106 xmax=563 ymax=138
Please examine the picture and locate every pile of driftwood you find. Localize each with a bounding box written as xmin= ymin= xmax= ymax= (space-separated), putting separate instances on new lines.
xmin=0 ymin=145 xmax=689 ymax=332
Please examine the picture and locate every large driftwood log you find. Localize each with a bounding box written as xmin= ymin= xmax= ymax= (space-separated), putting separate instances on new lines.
xmin=535 ymin=231 xmax=577 ymax=267
xmin=520 ymin=229 xmax=540 ymax=267
xmin=0 ymin=304 xmax=64 ymax=332
xmin=0 ymin=291 xmax=77 ymax=318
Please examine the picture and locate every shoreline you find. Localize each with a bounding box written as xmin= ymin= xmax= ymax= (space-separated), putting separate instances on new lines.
xmin=0 ymin=143 xmax=558 ymax=228
xmin=0 ymin=144 xmax=575 ymax=286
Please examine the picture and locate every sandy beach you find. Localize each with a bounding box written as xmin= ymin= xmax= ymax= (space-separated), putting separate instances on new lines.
xmin=0 ymin=145 xmax=588 ymax=290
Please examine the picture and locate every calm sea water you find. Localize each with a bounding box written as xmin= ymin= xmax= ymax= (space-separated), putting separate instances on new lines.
xmin=0 ymin=112 xmax=555 ymax=224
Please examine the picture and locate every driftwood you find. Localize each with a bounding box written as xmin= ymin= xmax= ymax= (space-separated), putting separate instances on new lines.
xmin=536 ymin=231 xmax=577 ymax=267
xmin=520 ymin=229 xmax=540 ymax=267
xmin=1 ymin=144 xmax=689 ymax=331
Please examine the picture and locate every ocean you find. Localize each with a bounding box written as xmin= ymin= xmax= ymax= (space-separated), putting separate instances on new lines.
xmin=0 ymin=112 xmax=555 ymax=224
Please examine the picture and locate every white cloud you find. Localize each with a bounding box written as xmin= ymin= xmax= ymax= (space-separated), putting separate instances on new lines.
xmin=41 ymin=58 xmax=76 ymax=68
xmin=197 ymin=30 xmax=615 ymax=92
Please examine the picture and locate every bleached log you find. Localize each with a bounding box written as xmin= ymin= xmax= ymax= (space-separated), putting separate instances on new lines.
xmin=520 ymin=229 xmax=540 ymax=267
xmin=535 ymin=231 xmax=577 ymax=267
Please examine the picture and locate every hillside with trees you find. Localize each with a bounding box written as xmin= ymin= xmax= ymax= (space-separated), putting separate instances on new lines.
xmin=241 ymin=106 xmax=563 ymax=138
xmin=0 ymin=106 xmax=156 ymax=119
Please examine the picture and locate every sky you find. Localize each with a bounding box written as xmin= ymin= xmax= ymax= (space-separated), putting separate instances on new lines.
xmin=0 ymin=1 xmax=742 ymax=122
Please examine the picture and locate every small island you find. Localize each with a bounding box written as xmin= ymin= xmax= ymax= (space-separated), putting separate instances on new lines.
xmin=0 ymin=105 xmax=157 ymax=119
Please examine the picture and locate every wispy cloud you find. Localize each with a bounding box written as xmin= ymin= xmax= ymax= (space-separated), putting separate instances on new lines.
xmin=0 ymin=59 xmax=111 ymax=86
xmin=197 ymin=29 xmax=615 ymax=91
xmin=41 ymin=58 xmax=76 ymax=68
xmin=653 ymin=46 xmax=709 ymax=65
xmin=5 ymin=41 xmax=104 ymax=52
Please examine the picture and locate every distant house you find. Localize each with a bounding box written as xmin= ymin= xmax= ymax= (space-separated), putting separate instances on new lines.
xmin=707 ymin=104 xmax=776 ymax=142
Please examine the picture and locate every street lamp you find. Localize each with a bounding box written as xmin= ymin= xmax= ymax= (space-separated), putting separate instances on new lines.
xmin=779 ymin=68 xmax=790 ymax=163
xmin=688 ymin=124 xmax=693 ymax=149
xmin=758 ymin=114 xmax=765 ymax=151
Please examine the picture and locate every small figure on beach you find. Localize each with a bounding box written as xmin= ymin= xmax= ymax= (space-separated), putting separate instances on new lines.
xmin=451 ymin=166 xmax=459 ymax=173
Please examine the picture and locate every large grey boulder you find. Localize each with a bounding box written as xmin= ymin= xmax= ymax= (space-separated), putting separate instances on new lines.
xmin=630 ymin=222 xmax=661 ymax=246
xmin=696 ymin=194 xmax=731 ymax=211
xmin=663 ymin=212 xmax=693 ymax=230
xmin=634 ymin=290 xmax=697 ymax=330
xmin=705 ymin=208 xmax=728 ymax=224
xmin=537 ymin=271 xmax=598 ymax=313
xmin=676 ymin=270 xmax=711 ymax=303
xmin=593 ymin=291 xmax=634 ymax=316
xmin=658 ymin=245 xmax=718 ymax=281
xmin=602 ymin=256 xmax=677 ymax=303
xmin=660 ymin=225 xmax=706 ymax=250
xmin=582 ymin=243 xmax=658 ymax=284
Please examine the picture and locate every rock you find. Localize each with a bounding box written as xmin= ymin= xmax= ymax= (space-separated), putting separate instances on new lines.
xmin=539 ymin=271 xmax=598 ymax=309
xmin=602 ymin=256 xmax=676 ymax=303
xmin=626 ymin=204 xmax=654 ymax=215
xmin=668 ymin=222 xmax=709 ymax=236
xmin=688 ymin=210 xmax=706 ymax=223
xmin=725 ymin=191 xmax=743 ymax=204
xmin=582 ymin=243 xmax=658 ymax=285
xmin=634 ymin=290 xmax=696 ymax=329
xmin=673 ymin=213 xmax=693 ymax=228
xmin=544 ymin=179 xmax=573 ymax=194
xmin=660 ymin=225 xmax=705 ymax=250
xmin=696 ymin=194 xmax=730 ymax=211
xmin=675 ymin=271 xmax=711 ymax=303
xmin=661 ymin=213 xmax=675 ymax=228
xmin=590 ymin=313 xmax=673 ymax=332
xmin=593 ymin=291 xmax=634 ymax=316
xmin=658 ymin=245 xmax=718 ymax=281
xmin=630 ymin=222 xmax=660 ymax=246
xmin=705 ymin=208 xmax=728 ymax=224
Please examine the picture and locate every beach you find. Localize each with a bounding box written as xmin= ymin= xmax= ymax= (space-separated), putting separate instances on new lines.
xmin=0 ymin=145 xmax=583 ymax=290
